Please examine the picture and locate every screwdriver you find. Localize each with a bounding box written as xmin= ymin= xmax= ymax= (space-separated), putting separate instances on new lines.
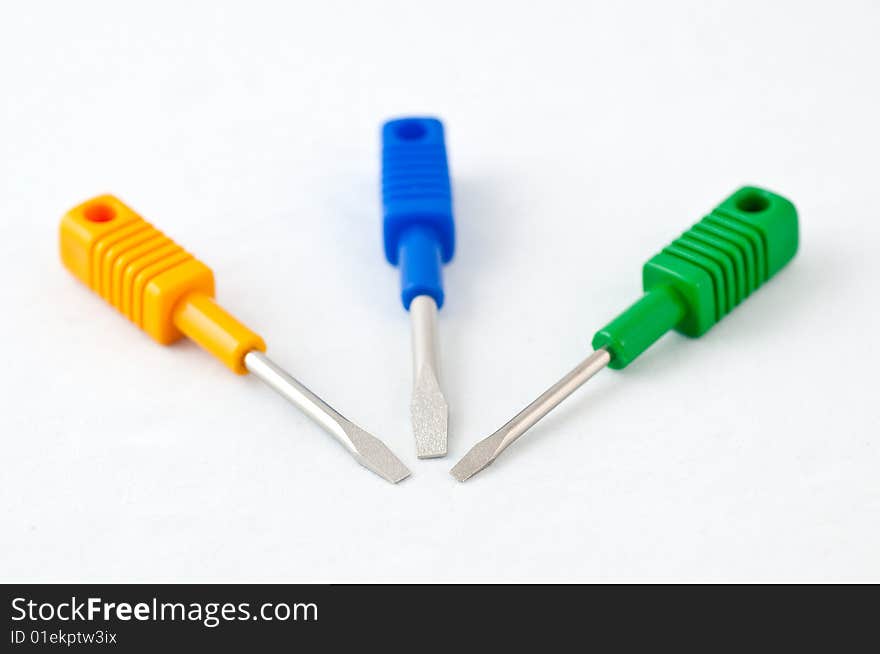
xmin=381 ymin=117 xmax=456 ymax=458
xmin=59 ymin=195 xmax=411 ymax=484
xmin=451 ymin=186 xmax=799 ymax=481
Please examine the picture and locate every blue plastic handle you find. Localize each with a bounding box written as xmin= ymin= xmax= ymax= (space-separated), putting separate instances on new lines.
xmin=382 ymin=116 xmax=455 ymax=310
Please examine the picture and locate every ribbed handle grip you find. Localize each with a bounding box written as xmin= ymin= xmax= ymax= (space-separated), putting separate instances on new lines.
xmin=60 ymin=195 xmax=264 ymax=373
xmin=593 ymin=187 xmax=799 ymax=369
xmin=382 ymin=117 xmax=455 ymax=309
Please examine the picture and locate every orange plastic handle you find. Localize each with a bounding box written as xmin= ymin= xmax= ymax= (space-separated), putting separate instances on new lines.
xmin=59 ymin=195 xmax=265 ymax=373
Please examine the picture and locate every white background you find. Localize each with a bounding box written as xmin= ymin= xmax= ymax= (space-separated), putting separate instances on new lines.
xmin=1 ymin=0 xmax=878 ymax=582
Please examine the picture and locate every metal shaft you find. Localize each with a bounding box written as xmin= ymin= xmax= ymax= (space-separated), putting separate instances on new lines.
xmin=495 ymin=347 xmax=611 ymax=453
xmin=411 ymin=294 xmax=440 ymax=379
xmin=450 ymin=348 xmax=611 ymax=481
xmin=244 ymin=350 xmax=410 ymax=484
xmin=409 ymin=295 xmax=448 ymax=458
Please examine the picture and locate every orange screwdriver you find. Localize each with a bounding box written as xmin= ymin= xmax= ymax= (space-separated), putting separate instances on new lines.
xmin=59 ymin=195 xmax=411 ymax=484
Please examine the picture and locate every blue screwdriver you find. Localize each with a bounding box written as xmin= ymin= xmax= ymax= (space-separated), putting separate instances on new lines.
xmin=381 ymin=117 xmax=455 ymax=458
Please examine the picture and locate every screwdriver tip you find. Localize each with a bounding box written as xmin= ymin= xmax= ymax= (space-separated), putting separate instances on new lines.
xmin=342 ymin=422 xmax=411 ymax=484
xmin=243 ymin=351 xmax=409 ymax=484
xmin=449 ymin=430 xmax=506 ymax=482
xmin=412 ymin=369 xmax=448 ymax=459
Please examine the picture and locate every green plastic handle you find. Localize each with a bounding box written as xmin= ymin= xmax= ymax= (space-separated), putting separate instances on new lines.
xmin=592 ymin=186 xmax=799 ymax=369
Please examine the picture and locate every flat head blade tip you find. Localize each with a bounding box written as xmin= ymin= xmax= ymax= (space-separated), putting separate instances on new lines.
xmin=448 ymin=431 xmax=505 ymax=482
xmin=412 ymin=370 xmax=448 ymax=459
xmin=363 ymin=447 xmax=412 ymax=484
xmin=386 ymin=464 xmax=412 ymax=484
xmin=342 ymin=422 xmax=412 ymax=484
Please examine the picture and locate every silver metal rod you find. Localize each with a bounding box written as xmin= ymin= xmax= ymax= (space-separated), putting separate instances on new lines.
xmin=410 ymin=294 xmax=439 ymax=378
xmin=245 ymin=351 xmax=348 ymax=445
xmin=244 ymin=350 xmax=410 ymax=484
xmin=409 ymin=295 xmax=448 ymax=458
xmin=495 ymin=347 xmax=611 ymax=453
xmin=450 ymin=348 xmax=611 ymax=481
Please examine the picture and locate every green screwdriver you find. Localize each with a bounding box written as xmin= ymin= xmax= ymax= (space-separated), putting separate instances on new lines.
xmin=451 ymin=186 xmax=799 ymax=481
